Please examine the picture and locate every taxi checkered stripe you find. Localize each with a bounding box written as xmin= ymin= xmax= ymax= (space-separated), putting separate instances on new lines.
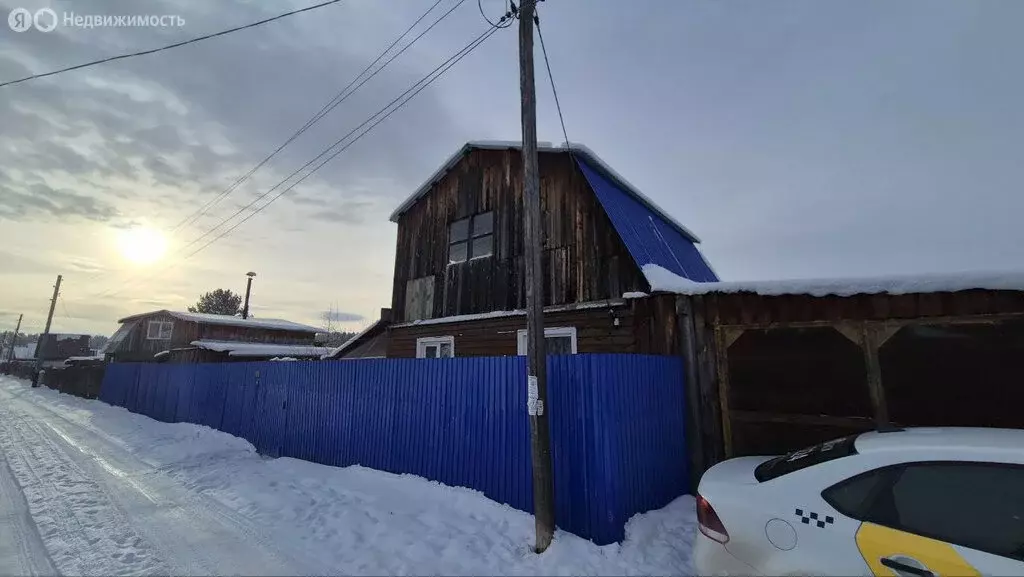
xmin=795 ymin=508 xmax=834 ymax=529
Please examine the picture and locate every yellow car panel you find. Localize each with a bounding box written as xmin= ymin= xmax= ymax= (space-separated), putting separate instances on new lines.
xmin=856 ymin=522 xmax=980 ymax=576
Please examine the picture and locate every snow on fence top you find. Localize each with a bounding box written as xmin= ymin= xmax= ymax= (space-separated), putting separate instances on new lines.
xmin=191 ymin=340 xmax=331 ymax=358
xmin=643 ymin=264 xmax=1024 ymax=298
xmin=118 ymin=310 xmax=321 ymax=333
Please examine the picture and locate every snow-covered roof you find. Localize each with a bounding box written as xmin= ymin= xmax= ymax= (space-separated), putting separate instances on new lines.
xmin=190 ymin=340 xmax=331 ymax=358
xmin=643 ymin=264 xmax=1024 ymax=297
xmin=65 ymin=355 xmax=104 ymax=361
xmin=12 ymin=343 xmax=36 ymax=359
xmin=64 ymin=355 xmax=105 ymax=365
xmin=388 ymin=141 xmax=701 ymax=243
xmin=323 ymin=319 xmax=387 ymax=359
xmin=118 ymin=310 xmax=320 ymax=333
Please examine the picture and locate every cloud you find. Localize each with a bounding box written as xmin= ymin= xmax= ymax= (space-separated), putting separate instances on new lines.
xmin=321 ymin=310 xmax=365 ymax=323
xmin=0 ymin=249 xmax=55 ymax=274
xmin=0 ymin=181 xmax=119 ymax=222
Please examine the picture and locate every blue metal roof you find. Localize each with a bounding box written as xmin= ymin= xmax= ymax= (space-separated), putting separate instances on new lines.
xmin=576 ymin=158 xmax=719 ymax=283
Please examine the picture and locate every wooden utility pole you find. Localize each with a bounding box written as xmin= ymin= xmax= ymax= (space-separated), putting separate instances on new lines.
xmin=33 ymin=274 xmax=61 ymax=387
xmin=5 ymin=313 xmax=23 ymax=366
xmin=519 ymin=0 xmax=555 ymax=553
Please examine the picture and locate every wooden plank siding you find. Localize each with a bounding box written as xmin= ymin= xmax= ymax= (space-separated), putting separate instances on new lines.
xmin=703 ymin=289 xmax=1024 ymax=327
xmin=684 ymin=289 xmax=1024 ymax=462
xmin=110 ymin=312 xmax=317 ymax=362
xmin=390 ymin=148 xmax=648 ymax=322
xmin=113 ymin=312 xmax=190 ymax=362
xmin=386 ymin=296 xmax=679 ymax=358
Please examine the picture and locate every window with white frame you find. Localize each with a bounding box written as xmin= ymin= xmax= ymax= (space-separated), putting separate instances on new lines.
xmin=416 ymin=336 xmax=455 ymax=358
xmin=448 ymin=211 xmax=494 ymax=263
xmin=146 ymin=320 xmax=174 ymax=340
xmin=517 ymin=327 xmax=577 ymax=356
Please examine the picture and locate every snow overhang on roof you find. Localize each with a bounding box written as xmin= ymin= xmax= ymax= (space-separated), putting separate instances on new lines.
xmin=643 ymin=264 xmax=1024 ymax=297
xmin=117 ymin=310 xmax=321 ymax=333
xmin=191 ymin=340 xmax=331 ymax=358
xmin=388 ymin=141 xmax=702 ymax=244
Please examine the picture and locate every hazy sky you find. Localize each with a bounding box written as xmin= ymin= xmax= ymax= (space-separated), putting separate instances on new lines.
xmin=1 ymin=0 xmax=1021 ymax=336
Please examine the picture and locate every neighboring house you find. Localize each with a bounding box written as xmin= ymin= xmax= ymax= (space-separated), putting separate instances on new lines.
xmin=105 ymin=310 xmax=324 ymax=363
xmin=384 ymin=141 xmax=718 ymax=358
xmin=35 ymin=334 xmax=91 ymax=362
xmin=323 ymin=308 xmax=392 ymax=360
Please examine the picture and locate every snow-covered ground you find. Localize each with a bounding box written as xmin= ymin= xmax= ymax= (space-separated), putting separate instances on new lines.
xmin=0 ymin=376 xmax=697 ymax=576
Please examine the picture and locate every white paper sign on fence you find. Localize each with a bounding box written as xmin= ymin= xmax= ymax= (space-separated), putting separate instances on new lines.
xmin=527 ymin=375 xmax=542 ymax=416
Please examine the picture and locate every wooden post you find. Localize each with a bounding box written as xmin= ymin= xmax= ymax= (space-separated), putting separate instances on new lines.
xmin=714 ymin=326 xmax=734 ymax=458
xmin=861 ymin=324 xmax=892 ymax=427
xmin=34 ymin=274 xmax=61 ymax=387
xmin=677 ymin=296 xmax=705 ymax=490
xmin=519 ymin=0 xmax=555 ymax=554
xmin=5 ymin=313 xmax=23 ymax=367
xmin=692 ymin=295 xmax=724 ymax=465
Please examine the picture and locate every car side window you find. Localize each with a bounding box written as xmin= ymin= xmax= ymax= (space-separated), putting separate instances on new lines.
xmin=827 ymin=462 xmax=1024 ymax=561
xmin=822 ymin=469 xmax=891 ymax=520
xmin=881 ymin=463 xmax=1024 ymax=561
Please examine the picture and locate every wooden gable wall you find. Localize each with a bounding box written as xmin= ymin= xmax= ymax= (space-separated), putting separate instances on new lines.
xmin=390 ymin=148 xmax=648 ymax=322
xmin=111 ymin=313 xmax=316 ymax=362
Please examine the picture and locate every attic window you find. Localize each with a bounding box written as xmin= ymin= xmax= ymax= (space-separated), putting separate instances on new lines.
xmin=146 ymin=320 xmax=173 ymax=340
xmin=449 ymin=211 xmax=493 ymax=263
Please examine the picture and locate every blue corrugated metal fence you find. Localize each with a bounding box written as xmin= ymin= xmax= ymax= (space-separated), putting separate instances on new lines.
xmin=99 ymin=354 xmax=687 ymax=544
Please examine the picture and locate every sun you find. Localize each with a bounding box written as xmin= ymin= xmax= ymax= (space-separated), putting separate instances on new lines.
xmin=117 ymin=226 xmax=168 ymax=265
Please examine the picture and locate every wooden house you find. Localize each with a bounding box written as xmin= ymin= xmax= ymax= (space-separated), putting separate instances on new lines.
xmin=380 ymin=141 xmax=718 ymax=357
xmin=35 ymin=333 xmax=91 ymax=361
xmin=105 ymin=310 xmax=326 ymax=363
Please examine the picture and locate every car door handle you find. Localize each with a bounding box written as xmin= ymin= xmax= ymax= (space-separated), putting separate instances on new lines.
xmin=880 ymin=556 xmax=935 ymax=577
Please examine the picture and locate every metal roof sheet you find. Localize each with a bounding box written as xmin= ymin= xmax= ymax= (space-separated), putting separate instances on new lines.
xmin=575 ymin=158 xmax=718 ymax=283
xmin=388 ymin=141 xmax=702 ymax=243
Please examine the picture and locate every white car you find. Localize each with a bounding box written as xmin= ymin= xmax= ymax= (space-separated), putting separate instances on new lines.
xmin=694 ymin=427 xmax=1024 ymax=576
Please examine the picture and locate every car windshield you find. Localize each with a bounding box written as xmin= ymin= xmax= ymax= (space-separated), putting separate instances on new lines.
xmin=754 ymin=435 xmax=860 ymax=482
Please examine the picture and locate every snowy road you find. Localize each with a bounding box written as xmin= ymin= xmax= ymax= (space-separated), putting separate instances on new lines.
xmin=0 ymin=376 xmax=697 ymax=575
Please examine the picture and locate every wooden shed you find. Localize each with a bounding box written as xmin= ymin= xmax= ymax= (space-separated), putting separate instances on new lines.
xmin=667 ymin=270 xmax=1024 ymax=471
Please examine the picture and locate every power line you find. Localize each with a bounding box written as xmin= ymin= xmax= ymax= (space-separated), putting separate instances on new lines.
xmin=60 ymin=296 xmax=71 ymax=320
xmin=0 ymin=0 xmax=347 ymax=89
xmin=180 ymin=25 xmax=504 ymax=262
xmin=80 ymin=0 xmax=472 ymax=299
xmin=535 ymin=14 xmax=572 ymax=153
xmin=95 ymin=23 xmax=506 ymax=300
xmin=478 ymin=0 xmax=517 ymax=29
xmin=171 ymin=0 xmax=462 ymax=234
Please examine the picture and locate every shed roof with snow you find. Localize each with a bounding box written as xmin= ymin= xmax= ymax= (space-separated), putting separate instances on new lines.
xmin=190 ymin=340 xmax=331 ymax=358
xmin=117 ymin=310 xmax=321 ymax=333
xmin=643 ymin=264 xmax=1024 ymax=297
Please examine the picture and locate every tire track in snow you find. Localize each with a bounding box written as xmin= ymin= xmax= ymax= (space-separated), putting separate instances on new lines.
xmin=0 ymin=448 xmax=56 ymax=576
xmin=0 ymin=411 xmax=170 ymax=576
xmin=0 ymin=385 xmax=334 ymax=576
